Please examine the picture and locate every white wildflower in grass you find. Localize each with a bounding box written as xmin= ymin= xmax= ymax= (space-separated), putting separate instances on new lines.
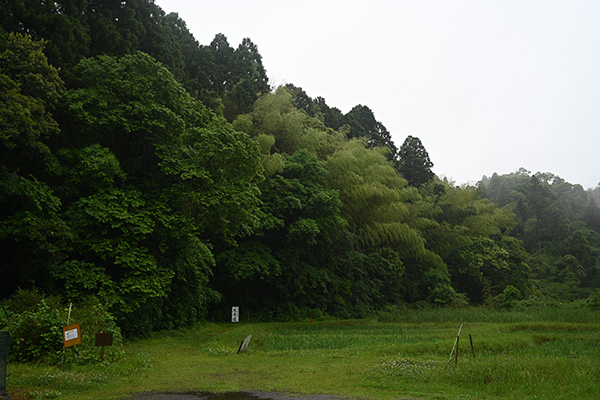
xmin=206 ymin=345 xmax=233 ymax=355
xmin=368 ymin=357 xmax=441 ymax=379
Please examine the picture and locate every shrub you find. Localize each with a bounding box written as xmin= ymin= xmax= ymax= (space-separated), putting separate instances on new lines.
xmin=4 ymin=289 xmax=123 ymax=364
xmin=586 ymin=289 xmax=600 ymax=310
xmin=9 ymin=299 xmax=64 ymax=363
xmin=486 ymin=285 xmax=523 ymax=309
xmin=67 ymin=298 xmax=124 ymax=363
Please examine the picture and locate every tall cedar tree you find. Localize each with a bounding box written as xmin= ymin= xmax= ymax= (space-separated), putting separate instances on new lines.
xmin=397 ymin=135 xmax=434 ymax=187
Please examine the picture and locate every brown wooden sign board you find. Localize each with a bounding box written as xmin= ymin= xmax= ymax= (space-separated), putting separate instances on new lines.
xmin=63 ymin=323 xmax=81 ymax=348
xmin=95 ymin=332 xmax=114 ymax=347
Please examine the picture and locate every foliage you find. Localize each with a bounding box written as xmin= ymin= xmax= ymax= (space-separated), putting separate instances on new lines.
xmin=213 ymin=149 xmax=352 ymax=319
xmin=4 ymin=288 xmax=122 ymax=365
xmin=486 ymin=284 xmax=524 ymax=309
xmin=0 ymin=32 xmax=63 ymax=167
xmin=586 ymin=289 xmax=600 ymax=310
xmin=9 ymin=300 xmax=64 ymax=363
xmin=1 ymin=0 xmax=598 ymax=338
xmin=397 ymin=135 xmax=434 ymax=186
xmin=480 ymin=170 xmax=600 ymax=300
xmin=447 ymin=235 xmax=531 ymax=303
xmin=325 ymin=139 xmax=449 ymax=304
xmin=0 ymin=0 xmax=269 ymax=116
xmin=53 ymin=51 xmax=262 ymax=333
xmin=284 ymin=84 xmax=396 ymax=158
xmin=0 ymin=32 xmax=70 ymax=295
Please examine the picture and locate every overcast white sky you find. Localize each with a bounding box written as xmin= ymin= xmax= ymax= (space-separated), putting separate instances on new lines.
xmin=155 ymin=0 xmax=600 ymax=189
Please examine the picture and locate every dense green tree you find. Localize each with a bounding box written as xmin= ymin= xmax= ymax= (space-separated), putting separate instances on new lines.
xmin=411 ymin=179 xmax=526 ymax=304
xmin=344 ymin=105 xmax=397 ymax=157
xmin=207 ymin=33 xmax=234 ymax=94
xmin=523 ymin=176 xmax=569 ymax=254
xmin=0 ymin=0 xmax=91 ymax=66
xmin=235 ymin=38 xmax=268 ymax=89
xmin=584 ymin=199 xmax=600 ymax=233
xmin=480 ymin=169 xmax=600 ymax=300
xmin=447 ymin=234 xmax=530 ymax=303
xmin=285 ymin=84 xmax=314 ymax=115
xmin=397 ymin=135 xmax=434 ymax=187
xmin=213 ymin=149 xmax=353 ymax=319
xmin=0 ymin=32 xmax=63 ymax=169
xmin=588 ymin=185 xmax=600 ymax=206
xmin=0 ymin=32 xmax=69 ymax=295
xmin=56 ymin=51 xmax=262 ymax=333
xmin=242 ymin=87 xmax=306 ymax=154
xmin=0 ymin=0 xmax=269 ymax=119
xmin=234 ymin=86 xmax=348 ymax=165
xmin=284 ymin=85 xmax=395 ymax=157
xmin=285 ymin=84 xmax=344 ymax=129
xmin=562 ymin=227 xmax=600 ymax=288
xmin=325 ymin=140 xmax=449 ymax=303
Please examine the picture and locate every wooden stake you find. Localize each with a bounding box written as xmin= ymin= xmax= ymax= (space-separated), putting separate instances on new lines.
xmin=61 ymin=303 xmax=73 ymax=364
xmin=469 ymin=333 xmax=476 ymax=358
xmin=447 ymin=324 xmax=463 ymax=369
xmin=67 ymin=303 xmax=72 ymax=325
xmin=455 ymin=334 xmax=459 ymax=365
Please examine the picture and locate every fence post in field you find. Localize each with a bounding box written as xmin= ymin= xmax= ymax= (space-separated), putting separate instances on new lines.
xmin=469 ymin=333 xmax=475 ymax=358
xmin=447 ymin=324 xmax=463 ymax=369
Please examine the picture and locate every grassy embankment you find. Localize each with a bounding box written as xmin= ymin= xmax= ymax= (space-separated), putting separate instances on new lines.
xmin=6 ymin=307 xmax=600 ymax=400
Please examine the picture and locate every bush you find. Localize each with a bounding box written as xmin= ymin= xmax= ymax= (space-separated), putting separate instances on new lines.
xmin=586 ymin=289 xmax=600 ymax=310
xmin=9 ymin=299 xmax=64 ymax=363
xmin=68 ymin=298 xmax=124 ymax=363
xmin=486 ymin=285 xmax=523 ymax=310
xmin=3 ymin=287 xmax=63 ymax=314
xmin=4 ymin=289 xmax=123 ymax=364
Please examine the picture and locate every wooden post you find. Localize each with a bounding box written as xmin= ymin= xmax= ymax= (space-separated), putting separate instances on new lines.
xmin=447 ymin=324 xmax=463 ymax=369
xmin=61 ymin=303 xmax=73 ymax=364
xmin=469 ymin=333 xmax=476 ymax=358
xmin=455 ymin=334 xmax=459 ymax=365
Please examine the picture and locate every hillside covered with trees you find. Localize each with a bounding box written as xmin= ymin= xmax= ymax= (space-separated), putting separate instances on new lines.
xmin=2 ymin=0 xmax=599 ymax=336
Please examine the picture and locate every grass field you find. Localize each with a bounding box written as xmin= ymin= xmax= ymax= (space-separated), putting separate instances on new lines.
xmin=6 ymin=307 xmax=600 ymax=400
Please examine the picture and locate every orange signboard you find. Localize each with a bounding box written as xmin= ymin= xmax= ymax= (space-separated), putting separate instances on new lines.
xmin=63 ymin=323 xmax=81 ymax=347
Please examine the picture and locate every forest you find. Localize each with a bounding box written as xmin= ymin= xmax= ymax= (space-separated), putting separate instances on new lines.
xmin=1 ymin=0 xmax=600 ymax=337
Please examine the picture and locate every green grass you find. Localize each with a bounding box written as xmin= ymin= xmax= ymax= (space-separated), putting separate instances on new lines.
xmin=6 ymin=308 xmax=600 ymax=400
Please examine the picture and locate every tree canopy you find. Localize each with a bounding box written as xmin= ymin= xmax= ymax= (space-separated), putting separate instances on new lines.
xmin=397 ymin=135 xmax=434 ymax=187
